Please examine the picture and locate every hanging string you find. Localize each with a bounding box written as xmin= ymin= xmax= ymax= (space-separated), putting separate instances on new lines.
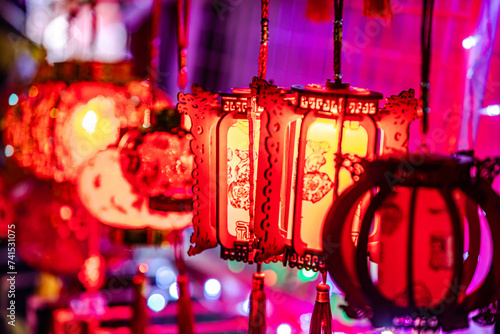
xmin=258 ymin=0 xmax=270 ymax=80
xmin=177 ymin=0 xmax=191 ymax=90
xmin=420 ymin=0 xmax=435 ymax=135
xmin=145 ymin=0 xmax=163 ymax=128
xmin=333 ymin=0 xmax=344 ymax=83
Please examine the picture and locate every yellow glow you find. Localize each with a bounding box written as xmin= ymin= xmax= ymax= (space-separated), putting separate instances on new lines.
xmin=67 ymin=97 xmax=120 ymax=167
xmin=82 ymin=110 xmax=98 ymax=134
xmin=300 ymin=118 xmax=337 ymax=252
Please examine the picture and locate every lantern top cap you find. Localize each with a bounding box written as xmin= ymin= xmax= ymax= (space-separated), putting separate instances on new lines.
xmin=292 ymin=83 xmax=383 ymax=100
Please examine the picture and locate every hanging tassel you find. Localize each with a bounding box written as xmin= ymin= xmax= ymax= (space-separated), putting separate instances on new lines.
xmin=177 ymin=274 xmax=195 ymax=334
xmin=363 ymin=0 xmax=392 ymax=21
xmin=310 ymin=277 xmax=333 ymax=334
xmin=249 ymin=270 xmax=266 ymax=333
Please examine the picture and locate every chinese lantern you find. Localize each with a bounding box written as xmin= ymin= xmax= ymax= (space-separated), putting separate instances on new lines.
xmin=3 ymin=61 xmax=172 ymax=183
xmin=323 ymin=155 xmax=500 ymax=331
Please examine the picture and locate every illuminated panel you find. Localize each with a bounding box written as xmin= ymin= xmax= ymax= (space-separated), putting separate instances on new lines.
xmin=375 ymin=188 xmax=454 ymax=309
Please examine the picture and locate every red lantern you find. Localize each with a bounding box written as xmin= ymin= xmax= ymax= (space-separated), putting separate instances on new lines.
xmin=177 ymin=85 xmax=221 ymax=255
xmin=3 ymin=62 xmax=172 ymax=183
xmin=323 ymin=155 xmax=500 ymax=331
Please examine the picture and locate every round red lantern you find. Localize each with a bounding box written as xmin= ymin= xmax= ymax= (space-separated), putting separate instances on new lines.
xmin=323 ymin=154 xmax=500 ymax=331
xmin=119 ymin=129 xmax=194 ymax=201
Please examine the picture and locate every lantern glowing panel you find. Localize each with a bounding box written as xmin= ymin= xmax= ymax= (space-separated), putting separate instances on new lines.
xmin=3 ymin=62 xmax=172 ymax=183
xmin=323 ymin=155 xmax=500 ymax=331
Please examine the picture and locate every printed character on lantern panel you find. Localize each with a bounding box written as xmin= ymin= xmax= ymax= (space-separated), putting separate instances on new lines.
xmin=296 ymin=118 xmax=337 ymax=255
xmin=375 ymin=187 xmax=454 ymax=309
xmin=217 ymin=114 xmax=260 ymax=249
xmin=294 ymin=115 xmax=374 ymax=256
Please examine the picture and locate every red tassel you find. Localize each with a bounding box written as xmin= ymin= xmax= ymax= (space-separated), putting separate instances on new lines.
xmin=310 ymin=283 xmax=333 ymax=334
xmin=177 ymin=274 xmax=195 ymax=334
xmin=363 ymin=0 xmax=392 ymax=21
xmin=131 ymin=272 xmax=149 ymax=334
xmin=249 ymin=272 xmax=266 ymax=333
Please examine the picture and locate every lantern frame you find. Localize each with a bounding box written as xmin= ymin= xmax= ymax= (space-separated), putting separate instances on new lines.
xmin=323 ymin=155 xmax=500 ymax=330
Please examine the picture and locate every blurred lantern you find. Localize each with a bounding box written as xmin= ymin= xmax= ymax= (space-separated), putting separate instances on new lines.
xmin=323 ymin=155 xmax=500 ymax=331
xmin=179 ymin=0 xmax=419 ymax=332
xmin=119 ymin=129 xmax=193 ymax=201
xmin=3 ymin=61 xmax=172 ymax=183
xmin=77 ymin=147 xmax=192 ymax=230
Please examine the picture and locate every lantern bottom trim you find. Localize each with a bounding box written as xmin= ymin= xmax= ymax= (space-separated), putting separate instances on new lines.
xmin=284 ymin=248 xmax=326 ymax=272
